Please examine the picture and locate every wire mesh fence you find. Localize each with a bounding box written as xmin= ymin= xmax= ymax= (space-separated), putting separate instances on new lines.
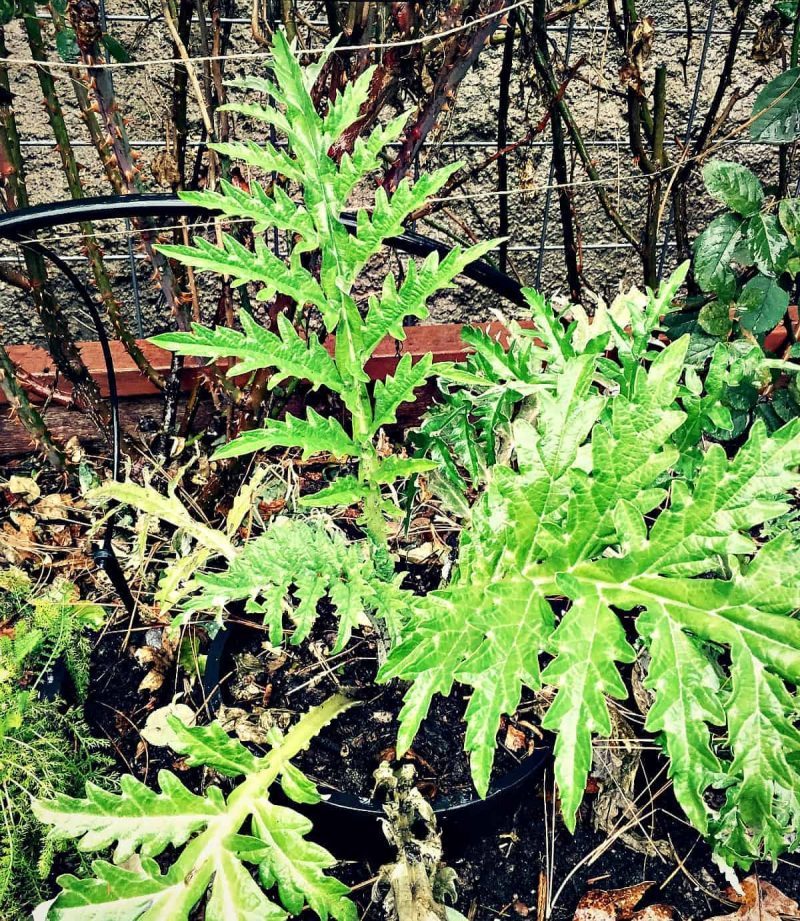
xmin=0 ymin=0 xmax=790 ymax=346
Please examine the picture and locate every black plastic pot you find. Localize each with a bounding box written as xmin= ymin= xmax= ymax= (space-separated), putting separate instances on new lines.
xmin=37 ymin=658 xmax=68 ymax=703
xmin=203 ymin=621 xmax=551 ymax=855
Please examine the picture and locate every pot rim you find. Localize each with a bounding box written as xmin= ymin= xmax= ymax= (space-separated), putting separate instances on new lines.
xmin=203 ymin=621 xmax=550 ymax=818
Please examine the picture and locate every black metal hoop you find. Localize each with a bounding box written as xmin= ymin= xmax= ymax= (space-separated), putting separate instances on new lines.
xmin=0 ymin=193 xmax=525 ymax=615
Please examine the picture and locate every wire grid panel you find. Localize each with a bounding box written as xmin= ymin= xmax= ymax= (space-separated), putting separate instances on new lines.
xmin=0 ymin=0 xmax=787 ymax=340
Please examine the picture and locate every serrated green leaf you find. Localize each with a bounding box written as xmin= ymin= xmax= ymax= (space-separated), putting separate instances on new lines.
xmin=44 ymin=859 xmax=186 ymax=920
xmin=167 ymin=717 xmax=262 ymax=777
xmin=212 ymin=409 xmax=357 ymax=461
xmin=181 ymin=181 xmax=317 ymax=242
xmin=188 ymin=517 xmax=406 ymax=651
xmin=386 ymin=313 xmax=800 ymax=865
xmin=209 ymin=139 xmax=302 ymax=184
xmin=737 ymin=275 xmax=790 ymax=333
xmin=744 ymin=213 xmax=792 ymax=275
xmin=298 ymin=476 xmax=366 ymax=508
xmin=541 ymin=592 xmax=635 ymax=829
xmin=208 ymin=848 xmax=287 ymax=921
xmin=100 ymin=34 xmax=131 ymax=63
xmin=703 ymin=161 xmax=763 ymax=215
xmin=36 ymin=697 xmax=354 ymax=921
xmin=154 ymin=235 xmax=328 ymax=311
xmin=698 ymin=300 xmax=733 ymax=337
xmin=55 ymin=27 xmax=78 ymax=62
xmin=152 ymin=312 xmax=342 ymax=389
xmin=238 ymin=800 xmax=357 ymax=921
xmin=639 ymin=607 xmax=724 ymax=833
xmin=362 ymin=240 xmax=499 ymax=356
xmin=32 ymin=771 xmax=224 ymax=864
xmin=712 ymin=640 xmax=800 ymax=862
xmin=778 ymin=198 xmax=800 ymax=246
xmin=88 ymin=480 xmax=235 ymax=560
xmin=370 ymin=353 xmax=436 ymax=434
xmin=372 ymin=455 xmax=438 ymax=484
xmin=693 ymin=213 xmax=743 ymax=298
xmin=750 ymin=68 xmax=800 ymax=143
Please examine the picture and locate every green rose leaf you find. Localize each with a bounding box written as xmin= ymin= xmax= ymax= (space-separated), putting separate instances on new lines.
xmin=745 ymin=213 xmax=792 ymax=275
xmin=698 ymin=300 xmax=733 ymax=337
xmin=778 ymin=198 xmax=800 ymax=246
xmin=101 ymin=34 xmax=132 ymax=63
xmin=737 ymin=275 xmax=790 ymax=334
xmin=702 ymin=161 xmax=763 ymax=216
xmin=693 ymin=213 xmax=743 ymax=298
xmin=750 ymin=68 xmax=800 ymax=144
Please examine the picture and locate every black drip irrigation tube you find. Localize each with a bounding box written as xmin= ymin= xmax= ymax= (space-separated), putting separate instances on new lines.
xmin=0 ymin=193 xmax=526 ymax=303
xmin=0 ymin=193 xmax=525 ymax=618
xmin=0 ymin=197 xmax=545 ymax=839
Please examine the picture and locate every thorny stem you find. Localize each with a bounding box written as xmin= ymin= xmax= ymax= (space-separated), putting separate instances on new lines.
xmin=532 ymin=1 xmax=582 ymax=300
xmin=0 ymin=340 xmax=66 ymax=468
xmin=67 ymin=0 xmax=183 ymax=321
xmin=636 ymin=64 xmax=668 ymax=286
xmin=31 ymin=2 xmax=166 ymax=392
xmin=779 ymin=4 xmax=800 ymax=195
xmin=692 ymin=0 xmax=751 ymax=157
xmin=529 ymin=28 xmax=641 ymax=253
xmin=0 ymin=24 xmax=109 ymax=441
xmin=68 ymin=0 xmax=192 ymax=450
xmin=168 ymin=0 xmax=194 ymax=187
xmin=497 ymin=9 xmax=516 ymax=274
xmin=382 ymin=0 xmax=509 ymax=192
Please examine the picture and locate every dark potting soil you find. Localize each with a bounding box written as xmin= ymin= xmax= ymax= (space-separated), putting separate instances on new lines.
xmin=336 ymin=783 xmax=800 ymax=921
xmin=217 ymin=611 xmax=541 ymax=803
xmin=79 ymin=579 xmax=799 ymax=921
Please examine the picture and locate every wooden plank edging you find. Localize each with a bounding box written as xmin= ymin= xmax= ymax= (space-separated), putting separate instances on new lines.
xmin=1 ymin=312 xmax=796 ymax=459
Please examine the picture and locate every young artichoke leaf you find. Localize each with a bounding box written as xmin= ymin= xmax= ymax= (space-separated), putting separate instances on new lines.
xmin=155 ymin=234 xmax=328 ymax=310
xmin=370 ymin=353 xmax=437 ymax=434
xmin=384 ymin=330 xmax=800 ymax=863
xmin=152 ymin=312 xmax=343 ymax=387
xmin=185 ymin=517 xmax=409 ymax=651
xmin=211 ymin=408 xmax=357 ymax=461
xmin=34 ymin=695 xmax=356 ymax=921
xmin=362 ymin=240 xmax=499 ymax=356
xmin=149 ymin=30 xmax=501 ymax=539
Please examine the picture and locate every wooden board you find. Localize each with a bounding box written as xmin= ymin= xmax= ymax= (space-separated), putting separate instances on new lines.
xmin=0 ymin=322 xmax=523 ymax=459
xmin=3 ymin=310 xmax=797 ymax=460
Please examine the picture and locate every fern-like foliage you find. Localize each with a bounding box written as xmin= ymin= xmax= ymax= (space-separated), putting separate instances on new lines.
xmin=381 ymin=298 xmax=800 ymax=867
xmin=0 ymin=569 xmax=105 ymax=701
xmin=150 ymin=30 xmax=498 ymax=544
xmin=34 ymin=695 xmax=356 ymax=921
xmin=0 ymin=570 xmax=112 ymax=920
xmin=185 ymin=516 xmax=410 ymax=649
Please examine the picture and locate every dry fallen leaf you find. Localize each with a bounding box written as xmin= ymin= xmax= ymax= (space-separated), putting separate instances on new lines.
xmin=707 ymin=877 xmax=799 ymax=921
xmin=1 ymin=512 xmax=39 ymax=563
xmin=140 ymin=702 xmax=196 ymax=748
xmin=574 ymin=883 xmax=674 ymax=921
xmin=133 ymin=629 xmax=178 ymax=694
xmin=7 ymin=475 xmax=41 ymax=503
xmin=504 ymin=723 xmax=530 ymax=755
